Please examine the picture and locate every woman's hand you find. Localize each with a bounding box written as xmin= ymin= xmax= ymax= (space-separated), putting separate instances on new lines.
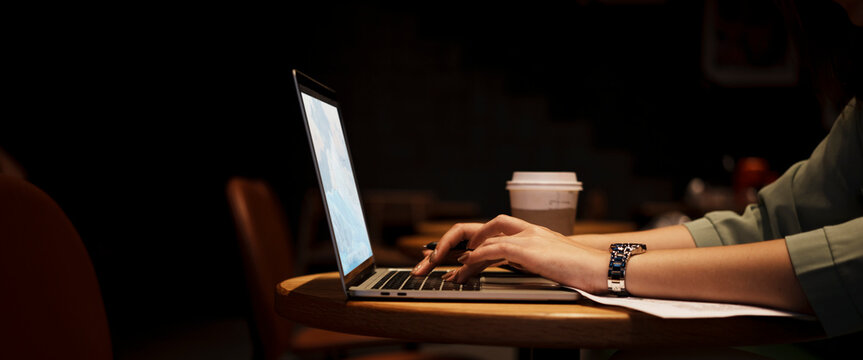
xmin=412 ymin=214 xmax=609 ymax=294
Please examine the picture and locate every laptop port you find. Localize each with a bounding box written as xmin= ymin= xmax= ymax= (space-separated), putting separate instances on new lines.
xmin=381 ymin=292 xmax=390 ymax=296
xmin=397 ymin=292 xmax=407 ymax=296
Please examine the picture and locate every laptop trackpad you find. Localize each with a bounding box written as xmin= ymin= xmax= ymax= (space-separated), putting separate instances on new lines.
xmin=480 ymin=272 xmax=562 ymax=290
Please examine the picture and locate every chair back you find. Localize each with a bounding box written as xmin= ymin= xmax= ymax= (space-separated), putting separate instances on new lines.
xmin=226 ymin=177 xmax=295 ymax=360
xmin=0 ymin=175 xmax=112 ymax=359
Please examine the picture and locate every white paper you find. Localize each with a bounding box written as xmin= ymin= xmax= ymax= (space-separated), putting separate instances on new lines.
xmin=565 ymin=287 xmax=816 ymax=320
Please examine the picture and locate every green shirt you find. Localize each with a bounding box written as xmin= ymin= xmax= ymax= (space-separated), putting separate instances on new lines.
xmin=684 ymin=98 xmax=863 ymax=337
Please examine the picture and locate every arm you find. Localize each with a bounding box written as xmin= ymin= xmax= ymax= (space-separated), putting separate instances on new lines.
xmin=435 ymin=215 xmax=812 ymax=314
xmin=675 ymin=99 xmax=863 ymax=336
xmin=626 ymin=239 xmax=812 ymax=313
xmin=568 ymin=224 xmax=696 ymax=251
xmin=570 ymin=224 xmax=809 ymax=312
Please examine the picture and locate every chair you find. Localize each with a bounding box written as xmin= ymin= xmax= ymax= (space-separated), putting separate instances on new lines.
xmin=0 ymin=146 xmax=27 ymax=179
xmin=227 ymin=177 xmax=415 ymax=360
xmin=0 ymin=175 xmax=112 ymax=359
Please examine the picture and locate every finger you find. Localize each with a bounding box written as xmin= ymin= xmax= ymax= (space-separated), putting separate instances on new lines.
xmin=411 ymin=255 xmax=432 ymax=276
xmin=451 ymin=239 xmax=508 ymax=283
xmin=427 ymin=248 xmax=467 ymax=264
xmin=445 ymin=258 xmax=530 ymax=282
xmin=417 ymin=248 xmax=466 ymax=276
xmin=429 ymin=223 xmax=481 ymax=265
xmin=468 ymin=215 xmax=532 ymax=249
xmin=450 ymin=260 xmax=500 ymax=284
xmin=459 ymin=239 xmax=523 ymax=268
xmin=442 ymin=269 xmax=456 ymax=281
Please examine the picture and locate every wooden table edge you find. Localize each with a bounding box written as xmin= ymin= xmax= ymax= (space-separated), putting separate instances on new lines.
xmin=276 ymin=272 xmax=826 ymax=349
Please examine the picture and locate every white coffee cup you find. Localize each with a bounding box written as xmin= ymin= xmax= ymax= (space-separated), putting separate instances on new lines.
xmin=506 ymin=172 xmax=583 ymax=236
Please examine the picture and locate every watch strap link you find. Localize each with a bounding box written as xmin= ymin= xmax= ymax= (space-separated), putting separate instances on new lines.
xmin=607 ymin=243 xmax=646 ymax=296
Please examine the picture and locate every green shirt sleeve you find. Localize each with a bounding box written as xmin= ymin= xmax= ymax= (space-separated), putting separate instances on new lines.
xmin=786 ymin=218 xmax=863 ymax=336
xmin=684 ymin=98 xmax=863 ymax=337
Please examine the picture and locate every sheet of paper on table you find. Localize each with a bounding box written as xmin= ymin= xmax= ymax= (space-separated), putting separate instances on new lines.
xmin=565 ymin=287 xmax=816 ymax=320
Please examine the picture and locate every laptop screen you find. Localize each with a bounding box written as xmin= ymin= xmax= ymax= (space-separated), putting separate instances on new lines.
xmin=299 ymin=90 xmax=374 ymax=276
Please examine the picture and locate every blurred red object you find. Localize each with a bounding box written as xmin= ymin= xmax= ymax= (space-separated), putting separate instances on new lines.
xmin=733 ymin=157 xmax=778 ymax=211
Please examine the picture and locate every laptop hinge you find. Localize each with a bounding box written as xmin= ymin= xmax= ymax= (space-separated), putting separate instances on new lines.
xmin=344 ymin=257 xmax=377 ymax=287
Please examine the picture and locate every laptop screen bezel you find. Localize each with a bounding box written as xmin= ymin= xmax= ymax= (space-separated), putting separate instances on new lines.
xmin=292 ymin=69 xmax=377 ymax=293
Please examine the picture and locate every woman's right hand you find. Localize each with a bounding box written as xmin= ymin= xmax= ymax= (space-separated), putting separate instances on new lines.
xmin=412 ymin=215 xmax=548 ymax=276
xmin=410 ymin=215 xmax=609 ymax=294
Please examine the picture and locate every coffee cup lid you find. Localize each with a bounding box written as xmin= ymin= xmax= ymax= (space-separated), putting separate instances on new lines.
xmin=506 ymin=171 xmax=583 ymax=191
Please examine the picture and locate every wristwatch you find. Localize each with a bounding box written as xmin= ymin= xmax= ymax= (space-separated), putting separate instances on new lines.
xmin=607 ymin=243 xmax=647 ymax=296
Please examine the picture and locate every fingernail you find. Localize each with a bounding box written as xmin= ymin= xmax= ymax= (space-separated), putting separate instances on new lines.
xmin=429 ymin=250 xmax=438 ymax=263
xmin=412 ymin=260 xmax=424 ymax=274
xmin=457 ymin=253 xmax=469 ymax=263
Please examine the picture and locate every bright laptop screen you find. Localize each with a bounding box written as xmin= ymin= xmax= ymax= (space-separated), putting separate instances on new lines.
xmin=301 ymin=92 xmax=374 ymax=275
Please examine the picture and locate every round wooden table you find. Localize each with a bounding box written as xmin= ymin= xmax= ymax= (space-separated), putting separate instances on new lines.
xmin=275 ymin=272 xmax=825 ymax=349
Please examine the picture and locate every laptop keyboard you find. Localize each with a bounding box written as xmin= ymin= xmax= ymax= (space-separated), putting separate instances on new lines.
xmin=371 ymin=270 xmax=480 ymax=291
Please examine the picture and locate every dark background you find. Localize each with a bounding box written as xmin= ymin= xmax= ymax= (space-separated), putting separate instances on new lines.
xmin=2 ymin=0 xmax=841 ymax=357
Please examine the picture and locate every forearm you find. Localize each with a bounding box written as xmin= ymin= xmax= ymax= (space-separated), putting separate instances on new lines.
xmin=624 ymin=239 xmax=813 ymax=314
xmin=570 ymin=224 xmax=696 ymax=251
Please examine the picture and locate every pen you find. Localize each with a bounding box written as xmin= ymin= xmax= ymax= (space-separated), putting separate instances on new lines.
xmin=424 ymin=239 xmax=469 ymax=251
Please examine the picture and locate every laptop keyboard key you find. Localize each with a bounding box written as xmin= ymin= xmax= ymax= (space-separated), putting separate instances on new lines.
xmin=381 ymin=271 xmax=410 ymax=290
xmin=402 ymin=275 xmax=425 ymax=290
xmin=428 ymin=270 xmax=446 ymax=278
xmin=371 ymin=271 xmax=397 ymax=290
xmin=421 ymin=277 xmax=442 ymax=290
xmin=406 ymin=269 xmax=446 ymax=290
xmin=463 ymin=278 xmax=481 ymax=291
xmin=441 ymin=280 xmax=459 ymax=290
xmin=419 ymin=270 xmax=447 ymax=290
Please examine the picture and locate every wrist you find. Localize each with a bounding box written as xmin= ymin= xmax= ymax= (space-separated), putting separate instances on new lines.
xmin=568 ymin=233 xmax=612 ymax=250
xmin=590 ymin=250 xmax=612 ymax=294
xmin=565 ymin=247 xmax=612 ymax=294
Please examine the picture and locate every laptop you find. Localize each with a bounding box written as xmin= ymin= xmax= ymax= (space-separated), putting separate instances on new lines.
xmin=292 ymin=69 xmax=579 ymax=301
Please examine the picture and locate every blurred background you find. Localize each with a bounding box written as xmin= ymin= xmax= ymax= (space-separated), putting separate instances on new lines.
xmin=2 ymin=0 xmax=848 ymax=358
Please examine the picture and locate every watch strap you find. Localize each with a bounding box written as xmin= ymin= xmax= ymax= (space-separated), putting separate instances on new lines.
xmin=607 ymin=243 xmax=646 ymax=296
